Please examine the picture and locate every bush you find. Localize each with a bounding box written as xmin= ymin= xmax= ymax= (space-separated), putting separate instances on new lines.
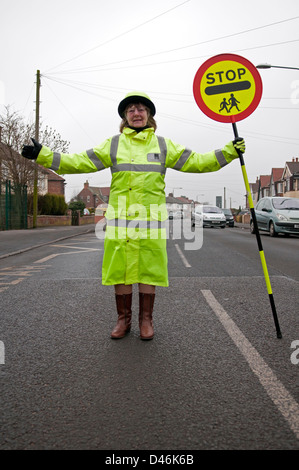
xmin=68 ymin=200 xmax=85 ymax=216
xmin=33 ymin=194 xmax=68 ymax=215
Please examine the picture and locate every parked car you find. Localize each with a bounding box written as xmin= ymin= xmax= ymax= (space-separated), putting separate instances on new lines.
xmin=168 ymin=210 xmax=184 ymax=219
xmin=250 ymin=197 xmax=299 ymax=237
xmin=222 ymin=208 xmax=235 ymax=227
xmin=173 ymin=210 xmax=184 ymax=219
xmin=192 ymin=205 xmax=226 ymax=228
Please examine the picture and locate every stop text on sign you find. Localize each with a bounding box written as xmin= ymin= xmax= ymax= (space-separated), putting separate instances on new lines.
xmin=206 ymin=67 xmax=246 ymax=83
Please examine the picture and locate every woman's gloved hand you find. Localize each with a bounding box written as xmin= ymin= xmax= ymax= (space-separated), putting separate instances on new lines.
xmin=21 ymin=138 xmax=42 ymax=160
xmin=233 ymin=137 xmax=245 ymax=154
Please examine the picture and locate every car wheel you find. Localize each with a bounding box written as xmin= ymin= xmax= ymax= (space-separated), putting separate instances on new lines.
xmin=250 ymin=220 xmax=255 ymax=234
xmin=269 ymin=221 xmax=277 ymax=237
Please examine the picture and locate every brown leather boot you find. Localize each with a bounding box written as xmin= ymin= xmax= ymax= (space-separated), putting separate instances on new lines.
xmin=139 ymin=293 xmax=155 ymax=340
xmin=111 ymin=293 xmax=132 ymax=339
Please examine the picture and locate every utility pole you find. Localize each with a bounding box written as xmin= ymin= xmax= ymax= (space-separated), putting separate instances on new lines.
xmin=33 ymin=70 xmax=41 ymax=228
xmin=223 ymin=187 xmax=226 ymax=208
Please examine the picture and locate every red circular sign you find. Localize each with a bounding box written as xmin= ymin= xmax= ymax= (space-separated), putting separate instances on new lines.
xmin=193 ymin=53 xmax=263 ymax=123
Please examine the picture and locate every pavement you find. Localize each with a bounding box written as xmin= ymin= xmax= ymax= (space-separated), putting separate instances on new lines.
xmin=0 ymin=224 xmax=99 ymax=260
xmin=0 ymin=220 xmax=249 ymax=260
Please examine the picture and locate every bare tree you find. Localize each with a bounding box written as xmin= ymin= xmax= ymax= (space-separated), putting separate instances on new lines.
xmin=0 ymin=105 xmax=69 ymax=191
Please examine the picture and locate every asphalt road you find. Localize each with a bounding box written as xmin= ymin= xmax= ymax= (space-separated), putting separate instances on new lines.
xmin=0 ymin=222 xmax=299 ymax=452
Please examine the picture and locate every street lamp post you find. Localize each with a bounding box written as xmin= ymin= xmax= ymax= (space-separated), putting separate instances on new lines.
xmin=172 ymin=187 xmax=182 ymax=196
xmin=256 ymin=63 xmax=299 ymax=71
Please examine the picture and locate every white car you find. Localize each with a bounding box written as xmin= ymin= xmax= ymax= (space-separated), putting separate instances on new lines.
xmin=192 ymin=205 xmax=226 ymax=228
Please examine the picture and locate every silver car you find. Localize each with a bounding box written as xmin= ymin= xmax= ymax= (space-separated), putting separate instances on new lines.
xmin=192 ymin=205 xmax=226 ymax=228
xmin=250 ymin=197 xmax=299 ymax=237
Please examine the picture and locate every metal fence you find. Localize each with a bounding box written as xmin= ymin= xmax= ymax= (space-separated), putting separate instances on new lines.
xmin=0 ymin=180 xmax=27 ymax=230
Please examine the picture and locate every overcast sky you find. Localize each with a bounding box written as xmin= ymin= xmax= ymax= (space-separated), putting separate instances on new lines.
xmin=1 ymin=0 xmax=299 ymax=207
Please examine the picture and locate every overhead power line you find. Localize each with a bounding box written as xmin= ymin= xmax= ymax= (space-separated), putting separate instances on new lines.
xmin=45 ymin=0 xmax=191 ymax=73
xmin=45 ymin=38 xmax=299 ymax=76
xmin=46 ymin=14 xmax=299 ymax=75
xmin=42 ymin=80 xmax=96 ymax=142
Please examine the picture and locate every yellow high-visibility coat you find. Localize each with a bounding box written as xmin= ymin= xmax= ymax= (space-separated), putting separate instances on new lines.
xmin=36 ymin=127 xmax=239 ymax=286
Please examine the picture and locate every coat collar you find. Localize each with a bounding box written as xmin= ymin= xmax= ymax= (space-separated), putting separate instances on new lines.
xmin=123 ymin=127 xmax=155 ymax=139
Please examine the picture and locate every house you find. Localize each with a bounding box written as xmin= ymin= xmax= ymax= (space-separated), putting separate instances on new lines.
xmin=74 ymin=180 xmax=109 ymax=209
xmin=248 ymin=157 xmax=299 ymax=206
xmin=282 ymin=158 xmax=299 ymax=198
xmin=39 ymin=168 xmax=66 ymax=196
xmin=0 ymin=131 xmax=65 ymax=197
xmin=269 ymin=168 xmax=284 ymax=197
xmin=175 ymin=195 xmax=193 ymax=216
xmin=259 ymin=175 xmax=271 ymax=199
xmin=166 ymin=193 xmax=193 ymax=216
xmin=248 ymin=177 xmax=259 ymax=207
xmin=97 ymin=186 xmax=110 ymax=203
xmin=166 ymin=194 xmax=184 ymax=214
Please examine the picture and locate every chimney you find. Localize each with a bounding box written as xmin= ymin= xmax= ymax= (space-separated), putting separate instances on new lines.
xmin=296 ymin=158 xmax=298 ymax=163
xmin=84 ymin=180 xmax=89 ymax=189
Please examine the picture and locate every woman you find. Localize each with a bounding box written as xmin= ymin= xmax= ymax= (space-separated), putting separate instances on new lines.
xmin=22 ymin=91 xmax=245 ymax=340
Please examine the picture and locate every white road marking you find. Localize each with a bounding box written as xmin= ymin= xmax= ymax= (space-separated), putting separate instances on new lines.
xmin=175 ymin=243 xmax=191 ymax=268
xmin=49 ymin=243 xmax=97 ymax=250
xmin=34 ymin=254 xmax=60 ymax=263
xmin=0 ymin=278 xmax=24 ymax=285
xmin=0 ymin=265 xmax=49 ymax=292
xmin=201 ymin=289 xmax=299 ymax=440
xmin=34 ymin=247 xmax=102 ymax=264
xmin=0 ymin=341 xmax=4 ymax=364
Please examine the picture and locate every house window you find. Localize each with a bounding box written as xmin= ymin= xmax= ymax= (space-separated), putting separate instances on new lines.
xmin=87 ymin=196 xmax=90 ymax=203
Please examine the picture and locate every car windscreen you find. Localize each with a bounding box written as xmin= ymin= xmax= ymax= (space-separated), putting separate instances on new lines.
xmin=203 ymin=206 xmax=223 ymax=213
xmin=272 ymin=198 xmax=299 ymax=210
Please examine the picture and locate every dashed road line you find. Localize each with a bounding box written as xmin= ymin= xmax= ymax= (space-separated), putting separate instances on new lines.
xmin=174 ymin=243 xmax=191 ymax=268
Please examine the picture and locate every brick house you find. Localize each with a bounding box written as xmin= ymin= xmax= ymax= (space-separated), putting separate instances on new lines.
xmin=0 ymin=132 xmax=65 ymax=197
xmin=75 ymin=180 xmax=110 ymax=209
xmin=39 ymin=168 xmax=66 ymax=196
xmin=249 ymin=177 xmax=259 ymax=206
xmin=269 ymin=168 xmax=284 ymax=197
xmin=247 ymin=157 xmax=299 ymax=206
xmin=259 ymin=175 xmax=271 ymax=199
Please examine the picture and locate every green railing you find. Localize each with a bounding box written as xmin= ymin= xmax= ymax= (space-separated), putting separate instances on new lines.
xmin=0 ymin=180 xmax=27 ymax=230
